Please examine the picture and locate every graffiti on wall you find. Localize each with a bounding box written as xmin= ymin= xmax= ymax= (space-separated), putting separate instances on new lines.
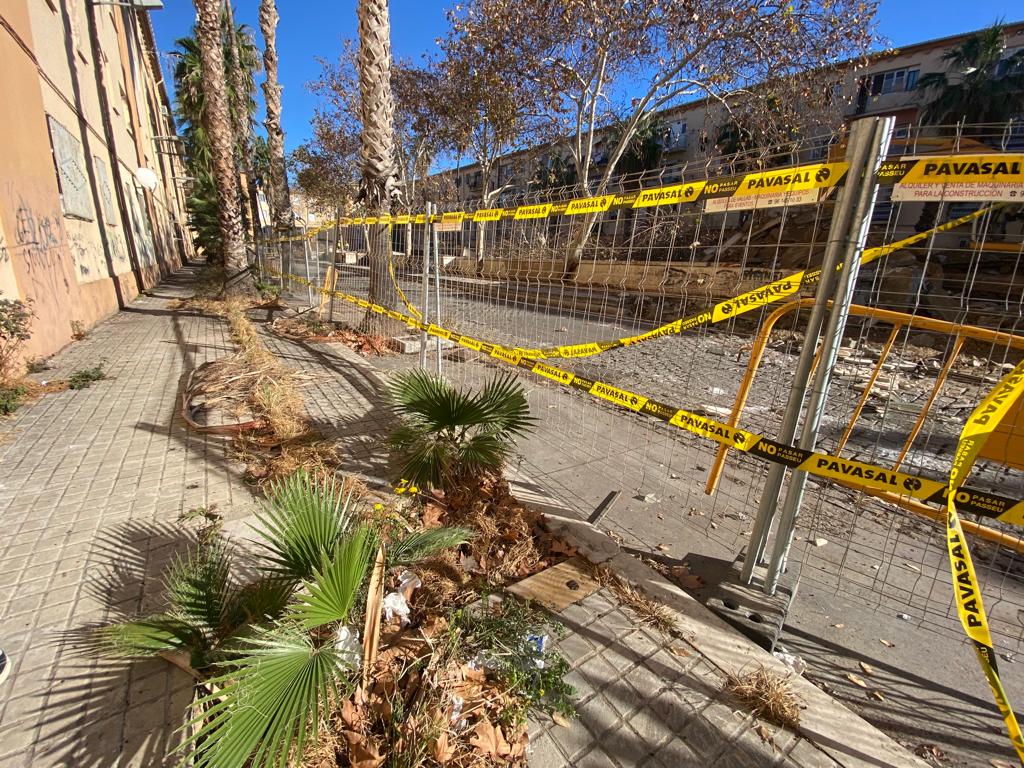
xmin=45 ymin=116 xmax=94 ymax=221
xmin=5 ymin=185 xmax=71 ymax=304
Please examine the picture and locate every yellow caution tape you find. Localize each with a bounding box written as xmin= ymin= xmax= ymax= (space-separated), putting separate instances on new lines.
xmin=265 ymin=265 xmax=1024 ymax=527
xmin=945 ymin=360 xmax=1024 ymax=765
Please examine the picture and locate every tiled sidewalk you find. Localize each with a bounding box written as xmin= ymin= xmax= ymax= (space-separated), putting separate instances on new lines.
xmin=0 ymin=266 xmax=926 ymax=767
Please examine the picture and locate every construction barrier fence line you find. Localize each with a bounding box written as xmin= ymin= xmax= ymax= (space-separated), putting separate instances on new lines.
xmin=269 ymin=153 xmax=1023 ymax=238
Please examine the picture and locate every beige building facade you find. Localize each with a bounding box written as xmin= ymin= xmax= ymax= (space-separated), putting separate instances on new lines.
xmin=0 ymin=0 xmax=191 ymax=363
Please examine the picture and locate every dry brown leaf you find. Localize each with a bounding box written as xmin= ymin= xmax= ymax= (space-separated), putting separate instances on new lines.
xmin=754 ymin=723 xmax=774 ymax=746
xmin=656 ymin=544 xmax=670 ymax=551
xmin=551 ymin=712 xmax=572 ymax=728
xmin=548 ymin=537 xmax=578 ymax=556
xmin=341 ymin=698 xmax=360 ymax=728
xmin=422 ymin=502 xmax=446 ymax=528
xmin=470 ymin=718 xmax=511 ymax=757
xmin=879 ymin=638 xmax=895 ymax=647
xmin=462 ymin=664 xmax=486 ymax=683
xmin=903 ymin=562 xmax=921 ymax=573
xmin=668 ymin=645 xmax=691 ymax=658
xmin=859 ymin=662 xmax=875 ymax=676
xmin=869 ymin=690 xmax=885 ymax=702
xmin=508 ymin=729 xmax=529 ymax=758
xmin=914 ymin=744 xmax=945 ymax=760
xmin=831 ymin=623 xmax=845 ymax=629
xmin=670 ymin=565 xmax=704 ymax=589
xmin=846 ymin=673 xmax=869 ymax=688
xmin=991 ymin=759 xmax=1014 ymax=768
xmin=431 ymin=732 xmax=457 ymax=764
xmin=342 ymin=731 xmax=385 ymax=768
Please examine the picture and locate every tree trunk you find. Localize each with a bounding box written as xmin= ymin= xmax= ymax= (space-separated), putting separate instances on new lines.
xmin=356 ymin=0 xmax=402 ymax=334
xmin=195 ymin=0 xmax=249 ymax=291
xmin=223 ymin=1 xmax=256 ymax=244
xmin=259 ymin=0 xmax=292 ymax=230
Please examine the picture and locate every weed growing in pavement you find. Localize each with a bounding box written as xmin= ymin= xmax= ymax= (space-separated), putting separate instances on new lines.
xmin=70 ymin=321 xmax=87 ymax=341
xmin=0 ymin=383 xmax=27 ymax=416
xmin=724 ymin=665 xmax=803 ymax=730
xmin=0 ymin=293 xmax=34 ymax=383
xmin=68 ymin=362 xmax=107 ymax=390
xmin=24 ymin=357 xmax=49 ymax=374
xmin=448 ymin=595 xmax=575 ymax=725
xmin=253 ymin=279 xmax=282 ymax=300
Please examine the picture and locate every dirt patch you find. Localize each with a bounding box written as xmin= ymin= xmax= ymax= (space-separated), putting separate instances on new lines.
xmin=270 ymin=315 xmax=392 ymax=357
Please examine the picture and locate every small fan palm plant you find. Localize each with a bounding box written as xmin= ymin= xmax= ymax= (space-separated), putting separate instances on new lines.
xmin=94 ymin=470 xmax=471 ymax=768
xmin=387 ymin=370 xmax=535 ymax=490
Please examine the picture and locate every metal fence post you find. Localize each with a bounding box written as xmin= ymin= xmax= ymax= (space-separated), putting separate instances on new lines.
xmin=762 ymin=116 xmax=895 ymax=595
xmin=419 ymin=202 xmax=433 ymax=371
xmin=739 ymin=119 xmax=880 ymax=585
xmin=434 ymin=215 xmax=442 ymax=378
xmin=327 ymin=207 xmax=340 ymax=324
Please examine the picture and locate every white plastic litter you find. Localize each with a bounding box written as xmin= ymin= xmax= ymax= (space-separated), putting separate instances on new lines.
xmin=335 ymin=625 xmax=362 ymax=668
xmin=772 ymin=650 xmax=807 ymax=677
xmin=383 ymin=592 xmax=410 ymax=624
xmin=450 ymin=694 xmax=464 ymax=723
xmin=382 ymin=570 xmax=423 ymax=625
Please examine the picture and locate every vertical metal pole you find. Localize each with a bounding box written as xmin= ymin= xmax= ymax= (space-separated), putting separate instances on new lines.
xmin=302 ymin=221 xmax=314 ymax=309
xmin=740 ymin=119 xmax=879 ymax=585
xmin=433 ymin=216 xmax=442 ymax=377
xmin=327 ymin=207 xmax=340 ymax=323
xmin=419 ymin=203 xmax=433 ymax=371
xmin=762 ymin=116 xmax=895 ymax=594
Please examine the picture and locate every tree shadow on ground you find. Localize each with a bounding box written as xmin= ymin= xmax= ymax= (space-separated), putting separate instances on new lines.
xmin=33 ymin=520 xmax=203 ymax=768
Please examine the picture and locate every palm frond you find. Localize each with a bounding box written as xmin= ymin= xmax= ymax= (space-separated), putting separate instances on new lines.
xmin=387 ymin=527 xmax=474 ymax=567
xmin=458 ymin=430 xmax=509 ymax=475
xmin=252 ymin=470 xmax=355 ymax=580
xmin=164 ymin=539 xmax=237 ymax=634
xmin=392 ymin=426 xmax=458 ymax=488
xmin=472 ymin=373 xmax=535 ymax=436
xmin=289 ymin=526 xmax=375 ymax=630
xmin=226 ymin=576 xmax=294 ymax=628
xmin=180 ymin=626 xmax=355 ymax=768
xmin=387 ymin=369 xmax=487 ymax=431
xmin=93 ymin=615 xmax=200 ymax=659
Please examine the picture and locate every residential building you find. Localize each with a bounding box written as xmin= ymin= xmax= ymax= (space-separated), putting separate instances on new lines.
xmin=0 ymin=0 xmax=191 ymax=361
xmin=440 ymin=21 xmax=1024 ymax=199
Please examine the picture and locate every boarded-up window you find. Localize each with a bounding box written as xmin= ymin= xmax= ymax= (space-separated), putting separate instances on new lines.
xmin=46 ymin=116 xmax=94 ymax=221
xmin=93 ymin=156 xmax=117 ymax=225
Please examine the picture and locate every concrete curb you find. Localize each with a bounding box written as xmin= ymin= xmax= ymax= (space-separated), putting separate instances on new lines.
xmin=533 ymin=505 xmax=930 ymax=768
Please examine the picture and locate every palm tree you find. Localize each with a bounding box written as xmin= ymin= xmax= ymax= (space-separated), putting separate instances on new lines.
xmin=387 ymin=370 xmax=535 ymax=490
xmin=193 ymin=0 xmax=249 ymax=293
xmin=96 ymin=471 xmax=471 ymax=767
xmin=259 ymin=0 xmax=292 ymax=231
xmin=918 ymin=22 xmax=1024 ymax=127
xmin=356 ymin=0 xmax=403 ymax=333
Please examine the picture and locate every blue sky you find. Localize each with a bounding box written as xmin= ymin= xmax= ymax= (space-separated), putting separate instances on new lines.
xmin=150 ymin=0 xmax=1019 ymax=157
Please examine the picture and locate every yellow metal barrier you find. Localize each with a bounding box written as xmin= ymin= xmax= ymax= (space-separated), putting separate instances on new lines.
xmin=705 ymin=298 xmax=1024 ymax=552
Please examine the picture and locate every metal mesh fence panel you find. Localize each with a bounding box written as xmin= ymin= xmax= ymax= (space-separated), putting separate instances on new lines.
xmin=263 ymin=122 xmax=1024 ymax=648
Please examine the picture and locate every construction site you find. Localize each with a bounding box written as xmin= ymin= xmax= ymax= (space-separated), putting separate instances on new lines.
xmin=259 ymin=120 xmax=1024 ymax=766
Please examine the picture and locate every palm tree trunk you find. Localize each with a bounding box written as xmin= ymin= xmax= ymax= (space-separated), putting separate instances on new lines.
xmin=259 ymin=0 xmax=292 ymax=231
xmin=223 ymin=1 xmax=256 ymax=244
xmin=194 ymin=0 xmax=249 ymax=292
xmin=356 ymin=0 xmax=402 ymax=334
